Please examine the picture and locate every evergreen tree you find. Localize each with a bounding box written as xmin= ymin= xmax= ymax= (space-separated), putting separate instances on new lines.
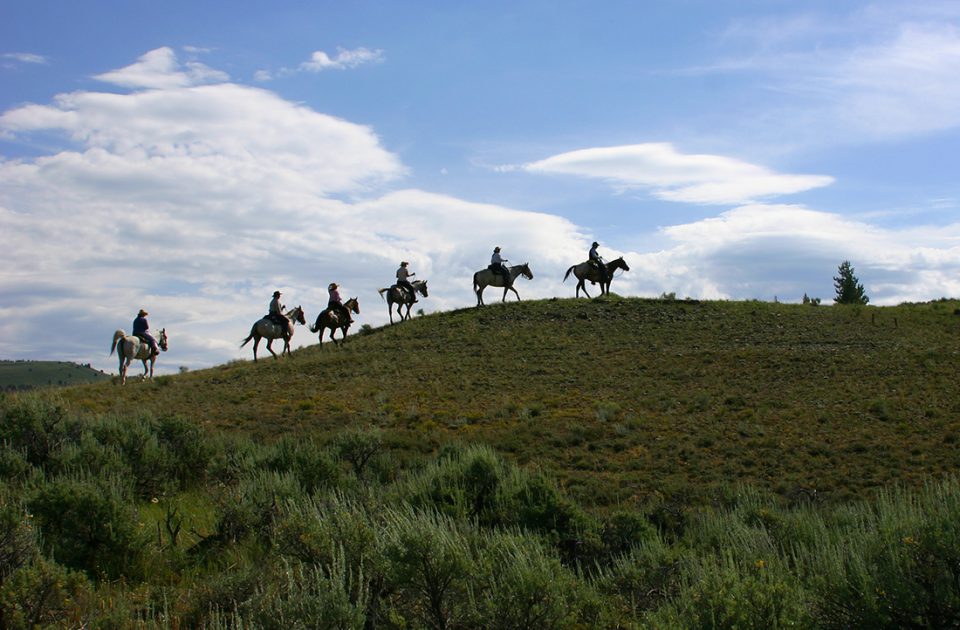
xmin=833 ymin=260 xmax=869 ymax=305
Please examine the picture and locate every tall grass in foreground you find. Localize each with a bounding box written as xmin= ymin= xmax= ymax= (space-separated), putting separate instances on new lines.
xmin=2 ymin=394 xmax=960 ymax=628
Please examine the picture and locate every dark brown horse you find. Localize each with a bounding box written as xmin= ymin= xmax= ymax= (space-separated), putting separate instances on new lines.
xmin=378 ymin=279 xmax=428 ymax=324
xmin=563 ymin=256 xmax=630 ymax=298
xmin=310 ymin=297 xmax=359 ymax=346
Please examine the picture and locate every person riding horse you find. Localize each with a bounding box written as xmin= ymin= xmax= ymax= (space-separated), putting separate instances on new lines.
xmin=589 ymin=241 xmax=610 ymax=284
xmin=132 ymin=309 xmax=159 ymax=356
xmin=395 ymin=261 xmax=418 ymax=303
xmin=489 ymin=247 xmax=511 ymax=286
xmin=324 ymin=282 xmax=352 ymax=324
xmin=267 ymin=290 xmax=289 ymax=328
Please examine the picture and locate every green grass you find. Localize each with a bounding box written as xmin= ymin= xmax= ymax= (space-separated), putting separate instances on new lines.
xmin=53 ymin=296 xmax=960 ymax=508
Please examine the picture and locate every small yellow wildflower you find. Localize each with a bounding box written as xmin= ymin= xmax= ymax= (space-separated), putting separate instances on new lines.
xmin=755 ymin=559 xmax=766 ymax=569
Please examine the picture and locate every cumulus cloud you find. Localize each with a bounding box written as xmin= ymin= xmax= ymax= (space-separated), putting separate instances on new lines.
xmin=619 ymin=204 xmax=960 ymax=304
xmin=521 ymin=143 xmax=834 ymax=205
xmin=0 ymin=48 xmax=584 ymax=372
xmin=93 ymin=47 xmax=228 ymax=89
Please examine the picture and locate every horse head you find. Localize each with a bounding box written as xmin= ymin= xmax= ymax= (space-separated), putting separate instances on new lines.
xmin=346 ymin=297 xmax=360 ymax=315
xmin=292 ymin=305 xmax=306 ymax=325
xmin=520 ymin=263 xmax=534 ymax=280
xmin=610 ymin=257 xmax=630 ymax=272
xmin=416 ymin=280 xmax=429 ymax=297
xmin=158 ymin=328 xmax=169 ymax=352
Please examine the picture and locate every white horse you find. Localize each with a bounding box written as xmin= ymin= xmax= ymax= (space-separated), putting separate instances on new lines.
xmin=563 ymin=256 xmax=630 ymax=298
xmin=378 ymin=280 xmax=428 ymax=324
xmin=240 ymin=305 xmax=306 ymax=361
xmin=110 ymin=328 xmax=168 ymax=385
xmin=472 ymin=263 xmax=534 ymax=306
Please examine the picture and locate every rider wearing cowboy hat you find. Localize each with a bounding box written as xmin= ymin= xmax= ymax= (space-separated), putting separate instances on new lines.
xmin=268 ymin=290 xmax=288 ymax=327
xmin=589 ymin=241 xmax=609 ymax=284
xmin=396 ymin=261 xmax=417 ymax=303
xmin=327 ymin=282 xmax=351 ymax=323
xmin=490 ymin=246 xmax=511 ymax=286
xmin=133 ymin=308 xmax=160 ymax=356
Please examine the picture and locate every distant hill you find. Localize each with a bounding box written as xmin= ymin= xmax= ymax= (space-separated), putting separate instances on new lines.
xmin=44 ymin=296 xmax=960 ymax=507
xmin=0 ymin=359 xmax=111 ymax=391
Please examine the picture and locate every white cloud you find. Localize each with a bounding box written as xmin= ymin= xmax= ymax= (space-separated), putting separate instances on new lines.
xmin=2 ymin=52 xmax=48 ymax=65
xmin=620 ymin=204 xmax=960 ymax=304
xmin=521 ymin=143 xmax=834 ymax=205
xmin=0 ymin=49 xmax=585 ymax=373
xmin=93 ymin=47 xmax=228 ymax=89
xmin=299 ymin=47 xmax=384 ymax=72
xmin=701 ymin=12 xmax=960 ymax=142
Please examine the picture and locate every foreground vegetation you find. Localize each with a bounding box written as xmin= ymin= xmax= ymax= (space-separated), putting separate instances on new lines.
xmin=3 ymin=394 xmax=960 ymax=628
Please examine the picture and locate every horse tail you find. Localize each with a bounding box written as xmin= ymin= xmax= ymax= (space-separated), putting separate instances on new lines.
xmin=563 ymin=265 xmax=576 ymax=282
xmin=240 ymin=325 xmax=256 ymax=347
xmin=472 ymin=271 xmax=481 ymax=293
xmin=378 ymin=288 xmax=388 ymax=301
xmin=110 ymin=330 xmax=125 ymax=356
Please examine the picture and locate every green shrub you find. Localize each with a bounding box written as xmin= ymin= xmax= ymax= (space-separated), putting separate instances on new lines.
xmin=652 ymin=552 xmax=813 ymax=629
xmin=381 ymin=508 xmax=474 ymax=629
xmin=0 ymin=558 xmax=92 ymax=630
xmin=266 ymin=437 xmax=342 ymax=494
xmin=246 ymin=556 xmax=369 ymax=629
xmin=0 ymin=396 xmax=78 ymax=468
xmin=468 ymin=532 xmax=587 ymax=629
xmin=26 ymin=476 xmax=145 ymax=580
xmin=0 ymin=497 xmax=38 ymax=583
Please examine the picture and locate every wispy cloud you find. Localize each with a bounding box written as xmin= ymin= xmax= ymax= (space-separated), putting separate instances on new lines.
xmin=300 ymin=47 xmax=384 ymax=72
xmin=2 ymin=52 xmax=48 ymax=65
xmin=256 ymin=47 xmax=384 ymax=82
xmin=519 ymin=143 xmax=834 ymax=205
xmin=695 ymin=8 xmax=960 ymax=142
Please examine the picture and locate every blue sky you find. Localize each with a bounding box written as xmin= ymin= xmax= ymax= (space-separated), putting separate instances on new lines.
xmin=2 ymin=1 xmax=959 ymax=372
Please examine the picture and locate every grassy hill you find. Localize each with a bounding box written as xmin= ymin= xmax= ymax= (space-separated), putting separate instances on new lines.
xmin=55 ymin=296 xmax=960 ymax=508
xmin=0 ymin=359 xmax=111 ymax=391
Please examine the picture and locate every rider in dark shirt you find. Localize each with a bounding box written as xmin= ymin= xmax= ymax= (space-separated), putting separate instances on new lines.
xmin=133 ymin=309 xmax=159 ymax=355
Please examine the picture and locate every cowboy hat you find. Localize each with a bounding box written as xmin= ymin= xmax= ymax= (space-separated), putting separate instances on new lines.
xmin=138 ymin=309 xmax=148 ymax=316
xmin=328 ymin=282 xmax=338 ymax=290
xmin=400 ymin=261 xmax=409 ymax=266
xmin=592 ymin=241 xmax=599 ymax=247
xmin=273 ymin=290 xmax=282 ymax=297
xmin=494 ymin=246 xmax=501 ymax=252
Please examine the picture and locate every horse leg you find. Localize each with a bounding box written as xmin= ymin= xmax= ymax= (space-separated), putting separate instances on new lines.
xmin=252 ymin=336 xmax=260 ymax=362
xmin=388 ymin=303 xmax=394 ymax=325
xmin=266 ymin=338 xmax=278 ymax=359
xmin=476 ymin=285 xmax=484 ymax=307
xmin=578 ymin=279 xmax=590 ymax=299
xmin=510 ymin=286 xmax=521 ymax=301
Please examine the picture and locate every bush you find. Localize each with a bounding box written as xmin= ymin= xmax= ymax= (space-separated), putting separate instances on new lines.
xmin=381 ymin=508 xmax=474 ymax=629
xmin=468 ymin=532 xmax=589 ymax=629
xmin=0 ymin=558 xmax=92 ymax=630
xmin=26 ymin=476 xmax=145 ymax=580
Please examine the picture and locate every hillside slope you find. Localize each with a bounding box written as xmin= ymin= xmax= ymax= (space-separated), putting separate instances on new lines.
xmin=56 ymin=297 xmax=960 ymax=507
xmin=0 ymin=359 xmax=111 ymax=390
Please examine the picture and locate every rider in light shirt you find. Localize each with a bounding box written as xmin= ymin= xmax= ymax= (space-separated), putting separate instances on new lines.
xmin=396 ymin=261 xmax=417 ymax=302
